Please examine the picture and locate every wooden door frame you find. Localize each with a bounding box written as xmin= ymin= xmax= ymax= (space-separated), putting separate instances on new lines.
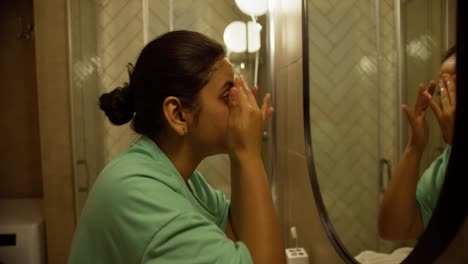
xmin=34 ymin=0 xmax=76 ymax=263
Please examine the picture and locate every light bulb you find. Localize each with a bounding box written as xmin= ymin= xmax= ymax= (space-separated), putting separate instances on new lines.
xmin=247 ymin=21 xmax=261 ymax=53
xmin=223 ymin=21 xmax=247 ymax=53
xmin=234 ymin=0 xmax=268 ymax=17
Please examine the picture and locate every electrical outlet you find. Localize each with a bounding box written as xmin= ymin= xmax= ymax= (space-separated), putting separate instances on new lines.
xmin=285 ymin=247 xmax=309 ymax=264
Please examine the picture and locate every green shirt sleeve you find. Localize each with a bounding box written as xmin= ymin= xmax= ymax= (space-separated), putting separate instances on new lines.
xmin=415 ymin=147 xmax=451 ymax=227
xmin=141 ymin=212 xmax=253 ymax=264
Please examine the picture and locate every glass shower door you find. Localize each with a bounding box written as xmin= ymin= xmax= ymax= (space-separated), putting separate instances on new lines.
xmin=69 ymin=0 xmax=152 ymax=217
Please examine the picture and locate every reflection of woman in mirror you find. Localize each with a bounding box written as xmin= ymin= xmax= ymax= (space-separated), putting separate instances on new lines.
xmin=378 ymin=46 xmax=456 ymax=241
xmin=405 ymin=3 xmax=467 ymax=259
xmin=68 ymin=31 xmax=285 ymax=264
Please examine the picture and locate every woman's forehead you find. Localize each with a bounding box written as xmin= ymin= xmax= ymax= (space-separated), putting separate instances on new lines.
xmin=212 ymin=58 xmax=234 ymax=77
xmin=440 ymin=56 xmax=456 ymax=75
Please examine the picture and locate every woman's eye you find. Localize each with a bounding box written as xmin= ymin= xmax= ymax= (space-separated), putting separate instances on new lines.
xmin=222 ymin=82 xmax=234 ymax=101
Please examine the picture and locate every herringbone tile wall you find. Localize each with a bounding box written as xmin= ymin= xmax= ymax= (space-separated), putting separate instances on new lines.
xmin=148 ymin=0 xmax=170 ymax=39
xmin=308 ymin=0 xmax=399 ymax=255
xmin=70 ymin=0 xmax=145 ymax=213
xmin=97 ymin=0 xmax=144 ymax=164
xmin=172 ymin=0 xmax=245 ymax=43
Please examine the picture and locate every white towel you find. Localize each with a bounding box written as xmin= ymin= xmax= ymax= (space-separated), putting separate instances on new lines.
xmin=354 ymin=247 xmax=413 ymax=264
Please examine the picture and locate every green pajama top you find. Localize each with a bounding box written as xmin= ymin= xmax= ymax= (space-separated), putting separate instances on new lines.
xmin=68 ymin=136 xmax=252 ymax=264
xmin=416 ymin=147 xmax=451 ymax=228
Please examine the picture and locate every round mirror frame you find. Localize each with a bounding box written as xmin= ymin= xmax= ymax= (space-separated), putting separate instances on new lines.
xmin=301 ymin=0 xmax=358 ymax=262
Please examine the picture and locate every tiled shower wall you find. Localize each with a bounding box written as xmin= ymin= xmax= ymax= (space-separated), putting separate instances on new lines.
xmin=307 ymin=0 xmax=400 ymax=255
xmin=97 ymin=0 xmax=143 ymax=163
xmin=71 ymin=0 xmax=146 ymax=213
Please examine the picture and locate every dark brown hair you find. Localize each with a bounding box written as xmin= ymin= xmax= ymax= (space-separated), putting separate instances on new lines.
xmin=99 ymin=30 xmax=225 ymax=138
xmin=442 ymin=45 xmax=457 ymax=62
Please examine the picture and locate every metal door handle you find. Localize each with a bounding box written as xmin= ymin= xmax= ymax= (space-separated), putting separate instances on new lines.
xmin=379 ymin=159 xmax=392 ymax=193
xmin=76 ymin=160 xmax=90 ymax=192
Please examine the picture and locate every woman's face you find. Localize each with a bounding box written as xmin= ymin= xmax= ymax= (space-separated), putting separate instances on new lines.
xmin=187 ymin=57 xmax=235 ymax=156
xmin=440 ymin=55 xmax=456 ymax=78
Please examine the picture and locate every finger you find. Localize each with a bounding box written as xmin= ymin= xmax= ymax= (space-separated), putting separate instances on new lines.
xmin=445 ymin=76 xmax=456 ymax=109
xmin=234 ymin=77 xmax=249 ymax=108
xmin=402 ymin=104 xmax=415 ymax=126
xmin=252 ymin=86 xmax=259 ymax=99
xmin=424 ymin=91 xmax=444 ymax=121
xmin=440 ymin=77 xmax=451 ymax=106
xmin=228 ymin=87 xmax=239 ymax=106
xmin=427 ymin=80 xmax=437 ymax=97
xmin=241 ymin=74 xmax=249 ymax=87
xmin=240 ymin=75 xmax=257 ymax=106
xmin=415 ymin=83 xmax=428 ymax=113
xmin=235 ymin=76 xmax=247 ymax=97
xmin=439 ymin=77 xmax=451 ymax=107
xmin=237 ymin=75 xmax=247 ymax=91
xmin=266 ymin=107 xmax=275 ymax=119
xmin=261 ymin=93 xmax=272 ymax=120
xmin=440 ymin=87 xmax=451 ymax=114
xmin=421 ymin=80 xmax=437 ymax=111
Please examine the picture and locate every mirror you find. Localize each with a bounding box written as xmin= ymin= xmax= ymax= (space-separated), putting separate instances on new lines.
xmin=304 ymin=0 xmax=456 ymax=261
xmin=69 ymin=0 xmax=271 ymax=216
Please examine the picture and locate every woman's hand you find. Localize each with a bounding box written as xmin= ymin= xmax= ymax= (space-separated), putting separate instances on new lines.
xmin=403 ymin=81 xmax=436 ymax=153
xmin=227 ymin=77 xmax=284 ymax=264
xmin=424 ymin=74 xmax=456 ymax=145
xmin=227 ymin=76 xmax=274 ymax=159
xmin=251 ymin=85 xmax=275 ymax=122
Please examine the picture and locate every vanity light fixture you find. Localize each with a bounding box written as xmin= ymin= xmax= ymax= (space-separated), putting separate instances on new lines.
xmin=234 ymin=0 xmax=268 ymax=17
xmin=223 ymin=21 xmax=261 ymax=53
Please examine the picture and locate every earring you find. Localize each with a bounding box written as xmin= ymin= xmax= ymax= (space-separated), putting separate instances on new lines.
xmin=183 ymin=128 xmax=188 ymax=135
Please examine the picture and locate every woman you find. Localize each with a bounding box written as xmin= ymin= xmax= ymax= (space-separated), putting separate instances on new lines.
xmin=378 ymin=46 xmax=456 ymax=241
xmin=403 ymin=1 xmax=467 ymax=261
xmin=69 ymin=30 xmax=285 ymax=264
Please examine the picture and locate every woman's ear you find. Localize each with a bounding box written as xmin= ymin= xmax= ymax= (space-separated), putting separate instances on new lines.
xmin=162 ymin=96 xmax=190 ymax=136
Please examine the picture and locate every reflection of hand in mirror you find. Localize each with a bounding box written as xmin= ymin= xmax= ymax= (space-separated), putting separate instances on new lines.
xmin=378 ymin=82 xmax=437 ymax=241
xmin=402 ymin=80 xmax=437 ymax=154
xmin=379 ymin=46 xmax=456 ymax=242
xmin=424 ymin=75 xmax=456 ymax=145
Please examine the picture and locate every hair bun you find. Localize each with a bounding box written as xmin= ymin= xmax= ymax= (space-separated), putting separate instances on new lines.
xmin=99 ymin=85 xmax=134 ymax=125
